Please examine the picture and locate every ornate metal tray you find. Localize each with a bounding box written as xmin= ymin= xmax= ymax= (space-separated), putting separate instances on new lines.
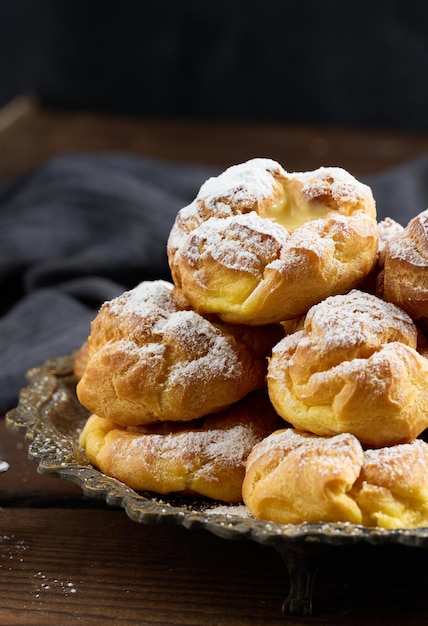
xmin=6 ymin=354 xmax=428 ymax=616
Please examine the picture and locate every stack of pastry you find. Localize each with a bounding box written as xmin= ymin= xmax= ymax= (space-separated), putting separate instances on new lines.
xmin=76 ymin=158 xmax=428 ymax=528
xmin=76 ymin=279 xmax=283 ymax=503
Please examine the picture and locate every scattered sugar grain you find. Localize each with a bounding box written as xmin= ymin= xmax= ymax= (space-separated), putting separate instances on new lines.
xmin=205 ymin=504 xmax=252 ymax=518
xmin=32 ymin=570 xmax=82 ymax=600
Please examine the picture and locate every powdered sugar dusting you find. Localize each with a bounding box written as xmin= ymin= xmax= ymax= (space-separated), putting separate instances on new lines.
xmin=203 ymin=423 xmax=260 ymax=467
xmin=296 ymin=166 xmax=374 ymax=205
xmin=84 ymin=279 xmax=271 ymax=425
xmin=362 ymin=439 xmax=428 ymax=485
xmin=159 ymin=310 xmax=244 ymax=381
xmin=387 ymin=236 xmax=423 ymax=266
xmin=118 ymin=419 xmax=266 ymax=481
xmin=107 ymin=280 xmax=176 ymax=317
xmin=204 ymin=504 xmax=252 ymax=517
xmin=185 ymin=213 xmax=288 ymax=274
xmin=304 ymin=290 xmax=416 ymax=352
xmin=246 ymin=428 xmax=362 ymax=472
xmin=377 ymin=217 xmax=404 ymax=256
xmin=386 ymin=209 xmax=428 ymax=266
xmin=197 ymin=158 xmax=285 ymax=210
xmin=100 ymin=282 xmax=247 ymax=381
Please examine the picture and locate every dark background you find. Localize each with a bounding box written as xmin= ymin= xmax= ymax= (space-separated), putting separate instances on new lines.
xmin=0 ymin=0 xmax=427 ymax=131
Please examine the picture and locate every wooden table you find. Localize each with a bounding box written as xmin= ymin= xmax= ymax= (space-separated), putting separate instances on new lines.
xmin=2 ymin=96 xmax=428 ymax=180
xmin=2 ymin=100 xmax=428 ymax=625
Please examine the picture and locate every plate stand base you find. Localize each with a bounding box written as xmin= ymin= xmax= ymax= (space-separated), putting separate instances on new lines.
xmin=276 ymin=543 xmax=330 ymax=616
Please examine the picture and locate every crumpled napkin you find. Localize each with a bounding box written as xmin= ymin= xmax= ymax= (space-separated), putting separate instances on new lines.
xmin=1 ymin=152 xmax=427 ymax=413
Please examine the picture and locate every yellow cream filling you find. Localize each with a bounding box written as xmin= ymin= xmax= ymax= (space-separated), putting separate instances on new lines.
xmin=258 ymin=180 xmax=332 ymax=231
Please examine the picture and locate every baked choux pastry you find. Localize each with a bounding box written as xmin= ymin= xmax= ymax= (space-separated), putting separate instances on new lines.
xmin=79 ymin=390 xmax=282 ymax=503
xmin=242 ymin=429 xmax=365 ymax=525
xmin=267 ymin=289 xmax=428 ymax=447
xmin=167 ymin=158 xmax=379 ymax=325
xmin=377 ymin=216 xmax=404 ymax=261
xmin=73 ymin=340 xmax=89 ymax=380
xmin=353 ymin=439 xmax=428 ymax=529
xmin=242 ymin=428 xmax=428 ymax=529
xmin=76 ymin=280 xmax=282 ymax=426
xmin=377 ymin=209 xmax=428 ymax=332
xmin=358 ymin=217 xmax=405 ymax=295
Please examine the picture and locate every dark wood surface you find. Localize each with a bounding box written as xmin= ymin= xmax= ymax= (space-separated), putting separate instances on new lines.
xmin=2 ymin=100 xmax=428 ymax=625
xmin=1 ymin=97 xmax=428 ymax=180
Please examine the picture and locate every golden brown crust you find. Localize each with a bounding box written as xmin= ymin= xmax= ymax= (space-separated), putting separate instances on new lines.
xmin=76 ymin=280 xmax=282 ymax=426
xmin=267 ymin=290 xmax=428 ymax=446
xmin=359 ymin=217 xmax=405 ymax=295
xmin=167 ymin=159 xmax=379 ymax=325
xmin=73 ymin=340 xmax=89 ymax=380
xmin=377 ymin=217 xmax=404 ymax=263
xmin=79 ymin=390 xmax=282 ymax=503
xmin=242 ymin=429 xmax=365 ymax=525
xmin=378 ymin=209 xmax=428 ymax=331
xmin=243 ymin=428 xmax=428 ymax=528
xmin=352 ymin=440 xmax=428 ymax=528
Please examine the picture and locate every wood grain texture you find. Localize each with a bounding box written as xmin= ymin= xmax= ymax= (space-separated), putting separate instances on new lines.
xmin=0 ymin=100 xmax=428 ymax=180
xmin=0 ymin=419 xmax=84 ymax=505
xmin=1 ymin=507 xmax=428 ymax=625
